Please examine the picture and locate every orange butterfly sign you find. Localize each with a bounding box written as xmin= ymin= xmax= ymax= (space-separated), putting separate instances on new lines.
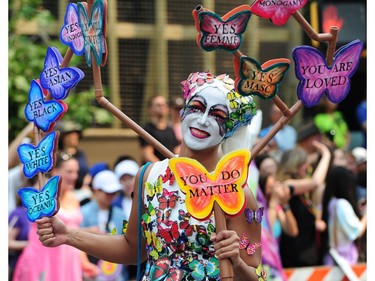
xmin=234 ymin=56 xmax=290 ymax=99
xmin=169 ymin=149 xmax=250 ymax=220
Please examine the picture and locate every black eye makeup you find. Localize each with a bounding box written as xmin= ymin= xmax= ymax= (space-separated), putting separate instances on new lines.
xmin=182 ymin=95 xmax=207 ymax=119
xmin=209 ymin=105 xmax=228 ymax=136
xmin=209 ymin=104 xmax=228 ymax=119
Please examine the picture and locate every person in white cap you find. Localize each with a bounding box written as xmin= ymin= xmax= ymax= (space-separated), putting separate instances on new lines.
xmin=113 ymin=158 xmax=140 ymax=221
xmin=80 ymin=170 xmax=123 ymax=234
xmin=80 ymin=170 xmax=129 ymax=281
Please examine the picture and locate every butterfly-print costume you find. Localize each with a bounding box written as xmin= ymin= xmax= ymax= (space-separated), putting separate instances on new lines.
xmin=141 ymin=159 xmax=221 ymax=281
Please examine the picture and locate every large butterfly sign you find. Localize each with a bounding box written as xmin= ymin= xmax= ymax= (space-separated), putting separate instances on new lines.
xmin=17 ymin=131 xmax=59 ymax=178
xmin=77 ymin=0 xmax=108 ymax=67
xmin=24 ymin=80 xmax=68 ymax=132
xmin=193 ymin=5 xmax=252 ymax=52
xmin=251 ymin=0 xmax=308 ymax=26
xmin=293 ymin=39 xmax=363 ymax=107
xmin=18 ymin=175 xmax=61 ymax=222
xmin=60 ymin=3 xmax=85 ymax=56
xmin=39 ymin=46 xmax=85 ymax=100
xmin=234 ymin=56 xmax=290 ymax=98
xmin=169 ymin=149 xmax=251 ymax=220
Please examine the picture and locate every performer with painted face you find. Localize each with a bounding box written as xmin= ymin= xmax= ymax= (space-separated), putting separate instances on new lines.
xmin=36 ymin=72 xmax=264 ymax=281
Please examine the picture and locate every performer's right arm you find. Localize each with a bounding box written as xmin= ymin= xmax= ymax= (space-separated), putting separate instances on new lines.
xmin=36 ymin=214 xmax=135 ymax=264
xmin=36 ymin=163 xmax=152 ymax=265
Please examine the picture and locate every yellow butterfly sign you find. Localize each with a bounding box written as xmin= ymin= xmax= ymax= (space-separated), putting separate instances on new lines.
xmin=169 ymin=149 xmax=250 ymax=220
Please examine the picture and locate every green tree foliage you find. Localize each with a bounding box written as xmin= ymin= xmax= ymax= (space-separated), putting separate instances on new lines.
xmin=9 ymin=0 xmax=113 ymax=142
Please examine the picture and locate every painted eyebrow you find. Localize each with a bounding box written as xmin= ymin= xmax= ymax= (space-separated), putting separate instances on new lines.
xmin=210 ymin=104 xmax=228 ymax=113
xmin=190 ymin=94 xmax=207 ymax=106
xmin=189 ymin=94 xmax=228 ymax=116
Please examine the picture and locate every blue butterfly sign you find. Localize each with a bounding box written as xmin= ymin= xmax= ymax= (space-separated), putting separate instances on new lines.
xmin=17 ymin=131 xmax=59 ymax=178
xmin=24 ymin=80 xmax=68 ymax=132
xmin=18 ymin=176 xmax=61 ymax=222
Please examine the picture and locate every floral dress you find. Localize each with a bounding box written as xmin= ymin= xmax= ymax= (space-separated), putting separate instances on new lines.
xmin=141 ymin=159 xmax=220 ymax=281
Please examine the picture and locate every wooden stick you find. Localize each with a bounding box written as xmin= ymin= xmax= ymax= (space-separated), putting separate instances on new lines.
xmin=60 ymin=48 xmax=73 ymax=68
xmin=214 ymin=202 xmax=234 ymax=280
xmin=33 ymin=124 xmax=46 ymax=189
xmin=293 ymin=11 xmax=334 ymax=42
xmin=251 ymin=100 xmax=303 ymax=159
xmin=95 ymin=94 xmax=175 ymax=159
xmin=85 ymin=0 xmax=174 ymax=160
xmin=326 ymin=27 xmax=339 ymax=66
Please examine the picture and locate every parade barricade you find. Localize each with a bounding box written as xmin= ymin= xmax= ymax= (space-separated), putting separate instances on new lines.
xmin=284 ymin=263 xmax=366 ymax=281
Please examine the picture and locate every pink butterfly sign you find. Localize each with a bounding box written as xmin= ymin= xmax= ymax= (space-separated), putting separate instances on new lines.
xmin=192 ymin=5 xmax=252 ymax=52
xmin=60 ymin=3 xmax=85 ymax=56
xmin=169 ymin=149 xmax=251 ymax=220
xmin=251 ymin=0 xmax=308 ymax=26
xmin=292 ymin=39 xmax=363 ymax=108
xmin=234 ymin=56 xmax=290 ymax=98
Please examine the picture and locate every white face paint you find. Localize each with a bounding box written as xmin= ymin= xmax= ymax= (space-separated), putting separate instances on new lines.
xmin=181 ymin=87 xmax=229 ymax=151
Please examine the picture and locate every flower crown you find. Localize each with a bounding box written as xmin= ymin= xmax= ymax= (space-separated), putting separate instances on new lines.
xmin=180 ymin=71 xmax=257 ymax=139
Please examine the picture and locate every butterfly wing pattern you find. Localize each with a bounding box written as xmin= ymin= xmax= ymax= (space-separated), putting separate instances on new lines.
xmin=149 ymin=257 xmax=183 ymax=281
xmin=18 ymin=175 xmax=61 ymax=222
xmin=293 ymin=39 xmax=363 ymax=107
xmin=169 ymin=149 xmax=251 ymax=220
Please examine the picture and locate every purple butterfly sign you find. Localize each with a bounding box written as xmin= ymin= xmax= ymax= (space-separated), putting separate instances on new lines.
xmin=60 ymin=3 xmax=85 ymax=56
xmin=293 ymin=39 xmax=363 ymax=108
xmin=39 ymin=46 xmax=85 ymax=100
